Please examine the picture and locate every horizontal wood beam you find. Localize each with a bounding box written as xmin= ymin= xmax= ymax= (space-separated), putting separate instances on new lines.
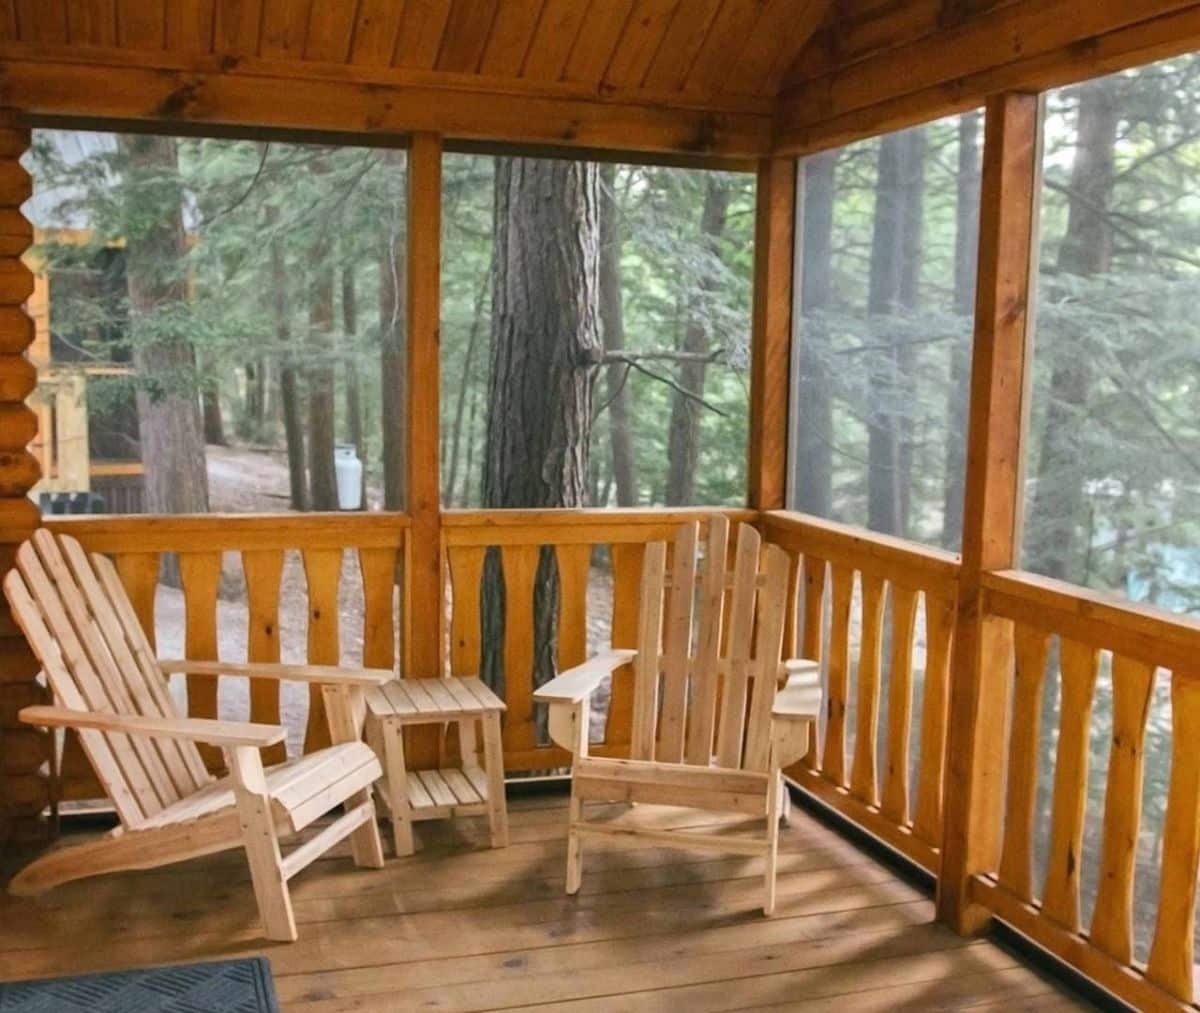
xmin=775 ymin=1 xmax=1200 ymax=155
xmin=0 ymin=50 xmax=773 ymax=159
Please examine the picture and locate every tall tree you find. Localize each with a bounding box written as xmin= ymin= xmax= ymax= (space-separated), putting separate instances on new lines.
xmin=599 ymin=164 xmax=637 ymax=507
xmin=118 ymin=134 xmax=209 ymax=520
xmin=794 ymin=152 xmax=838 ymax=516
xmin=865 ymin=129 xmax=925 ymax=536
xmin=482 ymin=157 xmax=601 ymax=703
xmin=665 ymin=176 xmax=730 ymax=506
xmin=267 ymin=203 xmax=308 ymax=511
xmin=342 ymin=260 xmax=366 ymax=506
xmin=941 ymin=110 xmax=982 ymax=548
xmin=379 ymin=150 xmax=407 ymax=511
xmin=1026 ymin=80 xmax=1120 ymax=579
xmin=305 ymin=155 xmax=339 ymax=511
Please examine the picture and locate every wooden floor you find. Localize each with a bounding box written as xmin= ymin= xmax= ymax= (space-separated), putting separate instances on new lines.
xmin=0 ymin=790 xmax=1092 ymax=1011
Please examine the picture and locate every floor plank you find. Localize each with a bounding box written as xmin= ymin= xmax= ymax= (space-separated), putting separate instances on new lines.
xmin=0 ymin=791 xmax=1092 ymax=1010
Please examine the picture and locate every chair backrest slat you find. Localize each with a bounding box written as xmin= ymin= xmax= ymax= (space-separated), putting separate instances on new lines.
xmin=658 ymin=522 xmax=697 ymax=763
xmin=62 ymin=536 xmax=209 ymax=793
xmin=632 ymin=520 xmax=790 ymax=772
xmin=630 ymin=541 xmax=666 ymax=760
xmin=5 ymin=531 xmax=210 ymax=827
xmin=4 ymin=567 xmax=147 ymax=825
xmin=684 ymin=515 xmax=729 ymax=765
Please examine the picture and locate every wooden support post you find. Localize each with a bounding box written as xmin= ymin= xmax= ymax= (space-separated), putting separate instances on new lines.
xmin=748 ymin=157 xmax=796 ymax=512
xmin=0 ymin=109 xmax=45 ymax=844
xmin=404 ymin=133 xmax=443 ymax=767
xmin=937 ymin=93 xmax=1040 ymax=934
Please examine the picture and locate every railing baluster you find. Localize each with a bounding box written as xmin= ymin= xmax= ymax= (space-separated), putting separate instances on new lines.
xmin=879 ymin=583 xmax=918 ymax=825
xmin=555 ymin=543 xmax=591 ymax=674
xmin=913 ymin=591 xmax=954 ymax=847
xmin=178 ymin=551 xmax=222 ymax=769
xmin=799 ymin=554 xmax=827 ymax=769
xmin=997 ymin=622 xmax=1048 ymax=901
xmin=447 ymin=545 xmax=485 ymax=678
xmin=1089 ymin=654 xmax=1155 ymax=965
xmin=358 ymin=547 xmax=397 ymax=671
xmin=500 ymin=544 xmax=539 ymax=755
xmin=1041 ymin=638 xmax=1100 ymax=932
xmin=606 ymin=542 xmax=645 ymax=749
xmin=242 ymin=549 xmax=286 ymax=765
xmin=1146 ymin=673 xmax=1200 ymax=1002
xmin=114 ymin=552 xmax=160 ymax=652
xmin=301 ymin=548 xmax=342 ymax=753
xmin=822 ymin=563 xmax=854 ymax=786
xmin=850 ymin=572 xmax=886 ymax=806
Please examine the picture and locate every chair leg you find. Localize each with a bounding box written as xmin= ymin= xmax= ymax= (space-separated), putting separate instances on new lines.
xmin=381 ymin=719 xmax=415 ymax=857
xmin=565 ymin=781 xmax=584 ymax=895
xmin=229 ymin=746 xmax=297 ymax=942
xmin=764 ymin=768 xmax=783 ymax=916
xmin=347 ymin=792 xmax=385 ymax=869
xmin=481 ymin=712 xmax=509 ymax=849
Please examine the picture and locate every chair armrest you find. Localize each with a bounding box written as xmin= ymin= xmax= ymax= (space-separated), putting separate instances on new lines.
xmin=19 ymin=705 xmax=285 ymax=749
xmin=160 ymin=659 xmax=393 ymax=687
xmin=533 ymin=649 xmax=637 ymax=704
xmin=773 ymin=666 xmax=822 ymax=723
xmin=780 ymin=657 xmax=821 ymax=683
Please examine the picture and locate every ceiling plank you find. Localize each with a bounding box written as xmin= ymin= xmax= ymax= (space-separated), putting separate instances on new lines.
xmin=258 ymin=0 xmax=307 ymax=58
xmin=17 ymin=0 xmax=68 ymax=43
xmin=777 ymin=1 xmax=1200 ymax=155
xmin=212 ymin=0 xmax=262 ymax=56
xmin=304 ymin=1 xmax=357 ymax=63
xmin=393 ymin=0 xmax=452 ymax=69
xmin=116 ymin=0 xmax=165 ymax=48
xmin=560 ymin=0 xmax=634 ymax=87
xmin=683 ymin=0 xmax=766 ymax=96
xmin=0 ymin=1 xmax=14 ymax=42
xmin=479 ymin=0 xmax=542 ymax=77
xmin=67 ymin=0 xmax=117 ymax=46
xmin=603 ymin=0 xmax=677 ymax=90
xmin=435 ymin=0 xmax=498 ymax=73
xmin=640 ymin=0 xmax=722 ymax=93
xmin=0 ymin=52 xmax=772 ymax=157
xmin=724 ymin=0 xmax=833 ymax=96
xmin=164 ymin=0 xmax=215 ymax=52
xmin=521 ymin=0 xmax=590 ymax=82
xmin=348 ymin=0 xmax=406 ymax=66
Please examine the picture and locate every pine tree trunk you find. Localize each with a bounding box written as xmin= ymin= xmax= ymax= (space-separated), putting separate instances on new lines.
xmin=599 ymin=164 xmax=637 ymax=507
xmin=794 ymin=151 xmax=837 ymax=515
xmin=866 ymin=132 xmax=909 ymax=536
xmin=120 ymin=134 xmax=209 ymax=525
xmin=379 ymin=151 xmax=407 ymax=512
xmin=201 ymin=355 xmax=226 ymax=446
xmin=482 ymin=157 xmax=601 ymax=712
xmin=305 ymin=156 xmax=339 ymax=511
xmin=942 ymin=110 xmax=982 ymax=548
xmin=268 ymin=204 xmax=308 ymax=511
xmin=342 ymin=261 xmax=366 ymax=505
xmin=1026 ymin=81 xmax=1119 ymax=579
xmin=895 ymin=126 xmax=926 ymax=536
xmin=444 ymin=253 xmax=491 ymax=506
xmin=665 ymin=177 xmax=730 ymax=506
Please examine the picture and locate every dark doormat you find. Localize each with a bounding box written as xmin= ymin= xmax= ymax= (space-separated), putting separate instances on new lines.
xmin=0 ymin=957 xmax=278 ymax=1012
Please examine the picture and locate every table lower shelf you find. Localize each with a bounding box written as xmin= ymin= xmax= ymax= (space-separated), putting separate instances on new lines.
xmin=378 ymin=766 xmax=492 ymax=821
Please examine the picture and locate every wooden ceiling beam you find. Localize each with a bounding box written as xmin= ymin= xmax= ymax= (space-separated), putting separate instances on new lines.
xmin=775 ymin=0 xmax=1200 ymax=156
xmin=0 ymin=50 xmax=772 ymax=157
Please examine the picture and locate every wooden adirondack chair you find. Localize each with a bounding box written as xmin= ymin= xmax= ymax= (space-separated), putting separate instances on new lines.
xmin=534 ymin=518 xmax=821 ymax=914
xmin=3 ymin=529 xmax=389 ymax=942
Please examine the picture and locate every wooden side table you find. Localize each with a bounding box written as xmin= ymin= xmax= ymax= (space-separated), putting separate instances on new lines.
xmin=365 ymin=677 xmax=508 ymax=856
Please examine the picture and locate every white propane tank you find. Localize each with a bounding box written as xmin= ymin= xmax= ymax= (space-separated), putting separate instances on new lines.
xmin=335 ymin=444 xmax=363 ymax=510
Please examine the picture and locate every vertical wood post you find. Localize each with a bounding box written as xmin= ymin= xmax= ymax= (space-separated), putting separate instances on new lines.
xmin=937 ymin=93 xmax=1040 ymax=934
xmin=404 ymin=133 xmax=443 ymax=678
xmin=748 ymin=157 xmax=796 ymax=512
xmin=0 ymin=109 xmax=46 ymax=843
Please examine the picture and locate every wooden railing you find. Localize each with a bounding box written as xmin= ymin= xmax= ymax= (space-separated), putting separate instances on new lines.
xmin=970 ymin=569 xmax=1200 ymax=1012
xmin=443 ymin=508 xmax=754 ymax=772
xmin=762 ymin=511 xmax=961 ymax=875
xmin=43 ymin=512 xmax=406 ymax=793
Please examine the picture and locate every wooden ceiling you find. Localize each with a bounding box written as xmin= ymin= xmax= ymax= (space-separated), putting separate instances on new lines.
xmin=0 ymin=1 xmax=1197 ymax=158
xmin=0 ymin=0 xmax=828 ymax=100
